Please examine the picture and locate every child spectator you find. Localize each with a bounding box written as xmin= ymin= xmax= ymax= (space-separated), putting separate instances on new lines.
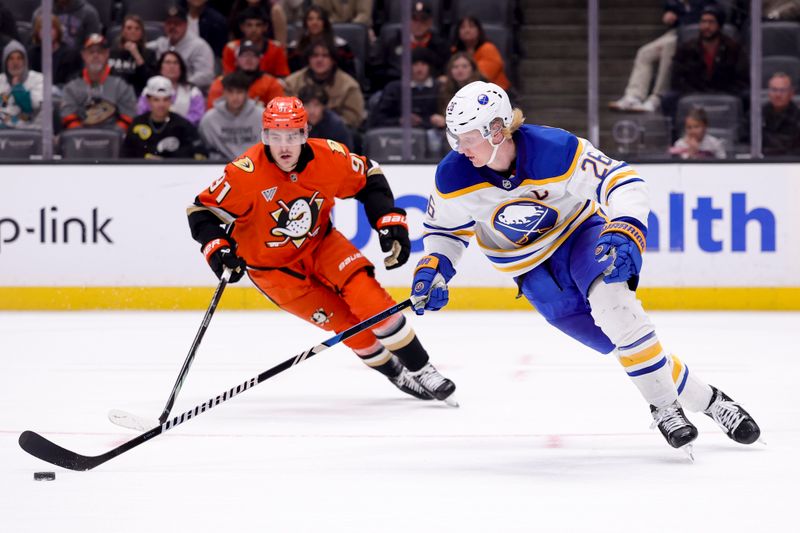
xmin=60 ymin=34 xmax=136 ymax=132
xmin=185 ymin=0 xmax=228 ymax=57
xmin=287 ymin=5 xmax=356 ymax=78
xmin=763 ymin=72 xmax=800 ymax=156
xmin=372 ymin=47 xmax=442 ymax=129
xmin=199 ymin=71 xmax=264 ymax=160
xmin=437 ymin=51 xmax=483 ymax=116
xmin=28 ymin=15 xmax=82 ymax=86
xmin=284 ymin=39 xmax=364 ymax=129
xmin=452 ymin=15 xmax=510 ymax=91
xmin=222 ymin=7 xmax=290 ymax=77
xmin=147 ymin=4 xmax=215 ymax=91
xmin=109 ymin=15 xmax=157 ymax=95
xmin=670 ymin=107 xmax=726 ymax=159
xmin=137 ymin=51 xmax=206 ymax=126
xmin=0 ymin=41 xmax=43 ymax=129
xmin=123 ymin=75 xmax=208 ymax=159
xmin=32 ymin=0 xmax=101 ymax=50
xmin=299 ymin=83 xmax=352 ymax=147
xmin=207 ymin=39 xmax=284 ymax=108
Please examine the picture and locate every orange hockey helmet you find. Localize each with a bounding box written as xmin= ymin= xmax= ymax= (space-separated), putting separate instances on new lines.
xmin=262 ymin=96 xmax=309 ymax=146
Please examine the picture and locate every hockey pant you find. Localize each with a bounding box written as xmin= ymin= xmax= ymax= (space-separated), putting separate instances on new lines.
xmin=518 ymin=214 xmax=712 ymax=411
xmin=248 ymin=228 xmax=430 ymax=371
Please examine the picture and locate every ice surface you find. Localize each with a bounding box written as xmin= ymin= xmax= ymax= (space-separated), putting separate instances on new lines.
xmin=1 ymin=310 xmax=798 ymax=532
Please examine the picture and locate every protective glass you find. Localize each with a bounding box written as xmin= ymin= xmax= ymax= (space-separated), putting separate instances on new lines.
xmin=261 ymin=128 xmax=308 ymax=146
xmin=446 ymin=128 xmax=488 ymax=152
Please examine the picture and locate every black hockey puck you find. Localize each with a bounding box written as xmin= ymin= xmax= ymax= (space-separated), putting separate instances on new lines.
xmin=34 ymin=471 xmax=55 ymax=481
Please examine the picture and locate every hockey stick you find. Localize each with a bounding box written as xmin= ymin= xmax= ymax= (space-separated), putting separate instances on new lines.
xmin=19 ymin=296 xmax=420 ymax=471
xmin=109 ymin=268 xmax=232 ymax=431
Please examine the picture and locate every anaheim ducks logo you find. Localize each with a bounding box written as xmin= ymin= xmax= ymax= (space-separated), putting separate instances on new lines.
xmin=267 ymin=192 xmax=324 ymax=248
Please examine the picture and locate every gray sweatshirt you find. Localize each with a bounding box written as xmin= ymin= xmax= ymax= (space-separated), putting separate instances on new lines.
xmin=60 ymin=67 xmax=137 ymax=130
xmin=198 ymin=97 xmax=264 ymax=161
xmin=147 ymin=33 xmax=215 ymax=91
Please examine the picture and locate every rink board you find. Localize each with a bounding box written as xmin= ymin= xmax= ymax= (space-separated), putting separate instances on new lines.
xmin=1 ymin=162 xmax=798 ymax=310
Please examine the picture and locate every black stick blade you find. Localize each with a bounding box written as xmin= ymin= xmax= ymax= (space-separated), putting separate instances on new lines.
xmin=18 ymin=431 xmax=99 ymax=471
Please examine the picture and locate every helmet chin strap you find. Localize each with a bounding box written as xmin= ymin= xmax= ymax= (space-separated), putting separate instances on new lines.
xmin=485 ymin=136 xmax=506 ymax=167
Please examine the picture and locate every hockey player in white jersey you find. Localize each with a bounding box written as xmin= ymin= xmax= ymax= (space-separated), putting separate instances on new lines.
xmin=411 ymin=81 xmax=760 ymax=456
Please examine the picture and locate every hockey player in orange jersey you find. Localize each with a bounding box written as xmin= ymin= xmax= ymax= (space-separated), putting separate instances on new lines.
xmin=187 ymin=96 xmax=456 ymax=403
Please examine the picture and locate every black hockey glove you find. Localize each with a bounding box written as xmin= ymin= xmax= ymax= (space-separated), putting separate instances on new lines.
xmin=376 ymin=209 xmax=410 ymax=270
xmin=202 ymin=238 xmax=247 ymax=283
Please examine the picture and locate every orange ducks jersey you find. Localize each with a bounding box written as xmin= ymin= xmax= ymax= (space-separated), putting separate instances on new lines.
xmin=193 ymin=138 xmax=379 ymax=269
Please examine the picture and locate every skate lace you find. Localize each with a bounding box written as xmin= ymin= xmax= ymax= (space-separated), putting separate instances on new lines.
xmin=650 ymin=403 xmax=688 ymax=433
xmin=708 ymin=399 xmax=745 ymax=433
xmin=394 ymin=371 xmax=428 ymax=394
xmin=413 ymin=365 xmax=446 ymax=390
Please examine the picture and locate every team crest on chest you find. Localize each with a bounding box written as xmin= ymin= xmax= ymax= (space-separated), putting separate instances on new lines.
xmin=267 ymin=191 xmax=324 ymax=248
xmin=492 ymin=198 xmax=559 ymax=246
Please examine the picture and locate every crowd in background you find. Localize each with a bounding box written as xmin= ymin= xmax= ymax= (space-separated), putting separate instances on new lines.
xmin=1 ymin=0 xmax=799 ymax=160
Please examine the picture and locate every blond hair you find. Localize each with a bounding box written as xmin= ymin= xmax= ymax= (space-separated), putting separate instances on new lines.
xmin=501 ymin=108 xmax=526 ymax=139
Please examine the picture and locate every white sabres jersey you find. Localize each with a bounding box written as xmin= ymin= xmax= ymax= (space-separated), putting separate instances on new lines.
xmin=424 ymin=124 xmax=649 ymax=278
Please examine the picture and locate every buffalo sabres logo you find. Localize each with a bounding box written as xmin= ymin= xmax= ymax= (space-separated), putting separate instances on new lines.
xmin=492 ymin=199 xmax=559 ymax=246
xmin=267 ymin=192 xmax=324 ymax=248
xmin=477 ymin=93 xmax=489 ymax=105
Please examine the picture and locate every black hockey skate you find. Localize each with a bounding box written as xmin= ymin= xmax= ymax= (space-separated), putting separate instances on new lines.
xmin=650 ymin=401 xmax=698 ymax=450
xmin=389 ymin=368 xmax=434 ymax=400
xmin=703 ymin=386 xmax=761 ymax=445
xmin=409 ymin=363 xmax=458 ymax=406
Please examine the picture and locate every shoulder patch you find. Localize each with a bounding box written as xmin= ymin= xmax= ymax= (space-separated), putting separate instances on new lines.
xmin=232 ymin=156 xmax=255 ymax=173
xmin=326 ymin=139 xmax=347 ymax=157
xmin=133 ymin=124 xmax=152 ymax=140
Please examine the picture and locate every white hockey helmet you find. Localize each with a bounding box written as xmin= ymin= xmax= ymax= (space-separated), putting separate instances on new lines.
xmin=445 ymin=81 xmax=513 ymax=152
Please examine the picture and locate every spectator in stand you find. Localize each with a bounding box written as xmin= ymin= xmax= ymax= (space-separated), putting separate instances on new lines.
xmin=147 ymin=4 xmax=215 ymax=92
xmin=437 ymin=51 xmax=483 ymax=115
xmin=284 ymin=39 xmax=364 ymax=129
xmin=229 ymin=0 xmax=289 ymax=47
xmin=764 ymin=0 xmax=800 ymax=21
xmin=123 ymin=76 xmax=208 ymax=159
xmin=137 ymin=51 xmax=205 ymax=126
xmin=666 ymin=5 xmax=748 ymax=114
xmin=184 ymin=0 xmax=228 ymax=57
xmin=370 ymin=1 xmax=450 ymax=88
xmin=288 ymin=5 xmax=356 ymax=78
xmin=207 ymin=40 xmax=284 ymax=108
xmin=32 ymin=0 xmax=101 ymax=50
xmin=28 ymin=15 xmax=83 ymax=86
xmin=0 ymin=2 xmax=19 ymax=45
xmin=670 ymin=107 xmax=726 ymax=159
xmin=60 ymin=34 xmax=136 ymax=132
xmin=109 ymin=15 xmax=157 ymax=95
xmin=199 ymin=71 xmax=265 ymax=160
xmin=452 ymin=16 xmax=510 ymax=91
xmin=312 ymin=0 xmax=372 ymax=27
xmin=298 ymin=83 xmax=352 ymax=147
xmin=372 ymin=47 xmax=443 ymax=129
xmin=0 ymin=41 xmax=43 ymax=129
xmin=763 ymin=72 xmax=800 ymax=155
xmin=280 ymin=0 xmax=307 ymax=25
xmin=609 ymin=0 xmax=716 ymax=113
xmin=222 ymin=7 xmax=290 ymax=78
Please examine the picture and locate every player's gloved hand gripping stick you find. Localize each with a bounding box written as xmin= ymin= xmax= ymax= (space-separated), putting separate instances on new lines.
xmin=594 ymin=219 xmax=646 ymax=283
xmin=376 ymin=209 xmax=411 ymax=270
xmin=411 ymin=254 xmax=457 ymax=315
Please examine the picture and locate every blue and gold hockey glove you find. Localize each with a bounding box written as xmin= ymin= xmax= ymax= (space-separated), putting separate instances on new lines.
xmin=411 ymin=254 xmax=456 ymax=315
xmin=595 ymin=219 xmax=646 ymax=283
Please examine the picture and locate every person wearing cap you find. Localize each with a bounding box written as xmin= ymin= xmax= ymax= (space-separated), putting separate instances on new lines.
xmin=199 ymin=71 xmax=265 ymax=160
xmin=31 ymin=0 xmax=101 ymax=50
xmin=137 ymin=52 xmax=206 ymax=126
xmin=60 ymin=34 xmax=137 ymax=132
xmin=668 ymin=5 xmax=748 ymax=106
xmin=0 ymin=40 xmax=43 ymax=129
xmin=186 ymin=95 xmax=457 ymax=403
xmin=370 ymin=1 xmax=448 ymax=88
xmin=123 ymin=75 xmax=207 ymax=159
xmin=284 ymin=38 xmax=364 ymax=129
xmin=207 ymin=39 xmax=284 ymax=109
xmin=146 ymin=4 xmax=215 ymax=91
xmin=222 ymin=7 xmax=290 ymax=78
xmin=371 ymin=47 xmax=443 ymax=130
xmin=298 ymin=83 xmax=352 ymax=147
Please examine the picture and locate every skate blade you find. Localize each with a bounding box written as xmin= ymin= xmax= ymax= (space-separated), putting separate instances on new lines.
xmin=442 ymin=395 xmax=459 ymax=408
xmin=680 ymin=443 xmax=695 ymax=463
